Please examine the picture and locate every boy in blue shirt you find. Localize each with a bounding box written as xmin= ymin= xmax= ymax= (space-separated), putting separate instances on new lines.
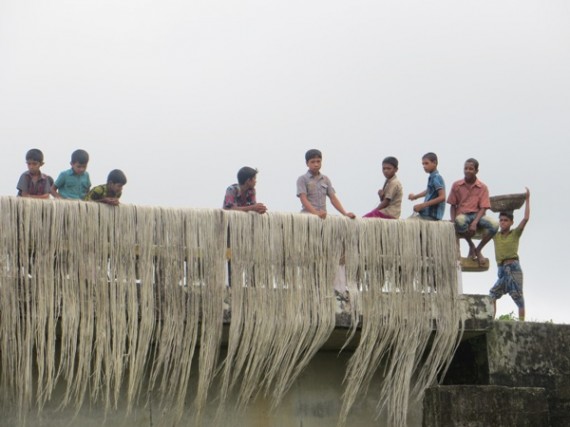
xmin=408 ymin=152 xmax=446 ymax=220
xmin=51 ymin=149 xmax=91 ymax=200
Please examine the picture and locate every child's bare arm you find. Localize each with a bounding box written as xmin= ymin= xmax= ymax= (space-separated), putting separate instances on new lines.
xmin=228 ymin=203 xmax=267 ymax=214
xmin=330 ymin=193 xmax=355 ymax=219
xmin=21 ymin=192 xmax=50 ymax=199
xmin=375 ymin=197 xmax=391 ymax=212
xmin=50 ymin=184 xmax=61 ymax=199
xmin=409 ymin=190 xmax=427 ymax=201
xmin=413 ymin=188 xmax=445 ymax=212
xmin=299 ymin=193 xmax=326 ymax=218
xmin=518 ymin=187 xmax=530 ymax=230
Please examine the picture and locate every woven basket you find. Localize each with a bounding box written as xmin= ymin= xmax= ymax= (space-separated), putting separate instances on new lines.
xmin=489 ymin=193 xmax=526 ymax=213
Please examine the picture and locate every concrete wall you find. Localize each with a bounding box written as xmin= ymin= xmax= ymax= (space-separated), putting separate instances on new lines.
xmin=423 ymin=385 xmax=549 ymax=427
xmin=487 ymin=322 xmax=570 ymax=427
xmin=1 ymin=350 xmax=421 ymax=427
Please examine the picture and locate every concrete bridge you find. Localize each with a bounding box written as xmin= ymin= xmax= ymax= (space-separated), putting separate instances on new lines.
xmin=0 ymin=197 xmax=567 ymax=426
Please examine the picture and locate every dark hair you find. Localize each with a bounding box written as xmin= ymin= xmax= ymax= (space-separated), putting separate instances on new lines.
xmin=305 ymin=149 xmax=322 ymax=162
xmin=465 ymin=158 xmax=479 ymax=170
xmin=382 ymin=156 xmax=399 ymax=168
xmin=71 ymin=149 xmax=89 ymax=165
xmin=26 ymin=149 xmax=44 ymax=163
xmin=237 ymin=166 xmax=258 ymax=185
xmin=499 ymin=211 xmax=514 ymax=221
xmin=107 ymin=169 xmax=127 ymax=185
xmin=422 ymin=152 xmax=438 ymax=163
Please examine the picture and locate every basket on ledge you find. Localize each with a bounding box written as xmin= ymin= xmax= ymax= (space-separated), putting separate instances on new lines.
xmin=489 ymin=193 xmax=526 ymax=213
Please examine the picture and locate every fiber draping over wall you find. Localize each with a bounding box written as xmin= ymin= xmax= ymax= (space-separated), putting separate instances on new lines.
xmin=0 ymin=197 xmax=462 ymax=426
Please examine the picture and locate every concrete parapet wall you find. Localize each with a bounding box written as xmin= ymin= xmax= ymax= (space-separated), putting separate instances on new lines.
xmin=423 ymin=385 xmax=550 ymax=427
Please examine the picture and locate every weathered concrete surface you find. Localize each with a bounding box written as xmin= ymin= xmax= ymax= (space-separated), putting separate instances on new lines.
xmin=1 ymin=350 xmax=421 ymax=427
xmin=423 ymin=385 xmax=550 ymax=427
xmin=459 ymin=294 xmax=494 ymax=333
xmin=487 ymin=321 xmax=570 ymax=427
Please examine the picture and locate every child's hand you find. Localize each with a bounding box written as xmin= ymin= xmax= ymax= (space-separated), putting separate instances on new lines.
xmin=408 ymin=193 xmax=416 ymax=201
xmin=413 ymin=203 xmax=424 ymax=213
xmin=252 ymin=203 xmax=267 ymax=214
xmin=102 ymin=197 xmax=120 ymax=206
xmin=345 ymin=212 xmax=356 ymax=219
xmin=525 ymin=187 xmax=530 ymax=199
xmin=317 ymin=210 xmax=327 ymax=219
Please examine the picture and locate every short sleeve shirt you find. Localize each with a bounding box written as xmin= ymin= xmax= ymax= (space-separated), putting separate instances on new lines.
xmin=493 ymin=227 xmax=523 ymax=264
xmin=223 ymin=184 xmax=256 ymax=209
xmin=84 ymin=184 xmax=122 ymax=201
xmin=54 ymin=169 xmax=91 ymax=200
xmin=296 ymin=172 xmax=335 ymax=213
xmin=17 ymin=171 xmax=53 ymax=196
xmin=420 ymin=171 xmax=446 ymax=220
xmin=379 ymin=175 xmax=403 ymax=219
xmin=447 ymin=178 xmax=491 ymax=215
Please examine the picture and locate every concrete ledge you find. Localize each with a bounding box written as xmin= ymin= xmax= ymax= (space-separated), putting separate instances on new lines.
xmin=423 ymin=385 xmax=550 ymax=427
xmin=223 ymin=292 xmax=493 ymax=332
xmin=221 ymin=292 xmax=493 ymax=351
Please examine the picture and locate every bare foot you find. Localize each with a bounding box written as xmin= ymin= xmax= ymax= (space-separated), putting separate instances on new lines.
xmin=474 ymin=248 xmax=485 ymax=266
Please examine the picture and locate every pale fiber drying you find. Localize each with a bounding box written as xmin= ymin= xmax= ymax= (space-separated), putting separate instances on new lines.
xmin=0 ymin=197 xmax=462 ymax=426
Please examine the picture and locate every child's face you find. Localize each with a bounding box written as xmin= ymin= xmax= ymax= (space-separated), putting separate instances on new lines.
xmin=245 ymin=176 xmax=257 ymax=189
xmin=26 ymin=160 xmax=43 ymax=175
xmin=71 ymin=162 xmax=88 ymax=175
xmin=306 ymin=157 xmax=322 ymax=175
xmin=108 ymin=182 xmax=123 ymax=197
xmin=422 ymin=159 xmax=437 ymax=174
xmin=382 ymin=163 xmax=397 ymax=179
xmin=463 ymin=162 xmax=478 ymax=181
xmin=499 ymin=216 xmax=514 ymax=232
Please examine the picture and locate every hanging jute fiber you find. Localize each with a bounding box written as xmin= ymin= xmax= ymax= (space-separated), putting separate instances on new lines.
xmin=0 ymin=196 xmax=462 ymax=426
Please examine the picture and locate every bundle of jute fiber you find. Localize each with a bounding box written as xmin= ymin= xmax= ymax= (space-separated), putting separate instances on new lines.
xmin=0 ymin=198 xmax=229 ymax=425
xmin=339 ymin=218 xmax=463 ymax=427
xmin=218 ymin=211 xmax=342 ymax=414
xmin=0 ymin=196 xmax=462 ymax=427
xmin=146 ymin=207 xmax=227 ymax=425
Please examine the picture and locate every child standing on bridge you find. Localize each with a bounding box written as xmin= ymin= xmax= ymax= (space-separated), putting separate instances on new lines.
xmin=296 ymin=149 xmax=355 ymax=219
xmin=51 ymin=149 xmax=91 ymax=200
xmin=17 ymin=149 xmax=53 ymax=199
xmin=489 ymin=188 xmax=530 ymax=321
xmin=84 ymin=169 xmax=127 ymax=206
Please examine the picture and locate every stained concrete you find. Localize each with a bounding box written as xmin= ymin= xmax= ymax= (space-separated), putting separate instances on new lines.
xmin=487 ymin=322 xmax=570 ymax=427
xmin=423 ymin=385 xmax=550 ymax=427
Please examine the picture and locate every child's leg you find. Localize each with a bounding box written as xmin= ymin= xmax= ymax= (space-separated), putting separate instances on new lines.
xmin=455 ymin=214 xmax=478 ymax=259
xmin=475 ymin=215 xmax=499 ymax=259
xmin=506 ymin=262 xmax=524 ymax=321
xmin=489 ymin=268 xmax=506 ymax=318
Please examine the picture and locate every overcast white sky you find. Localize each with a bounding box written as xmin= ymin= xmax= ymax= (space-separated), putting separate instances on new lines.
xmin=1 ymin=0 xmax=569 ymax=322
